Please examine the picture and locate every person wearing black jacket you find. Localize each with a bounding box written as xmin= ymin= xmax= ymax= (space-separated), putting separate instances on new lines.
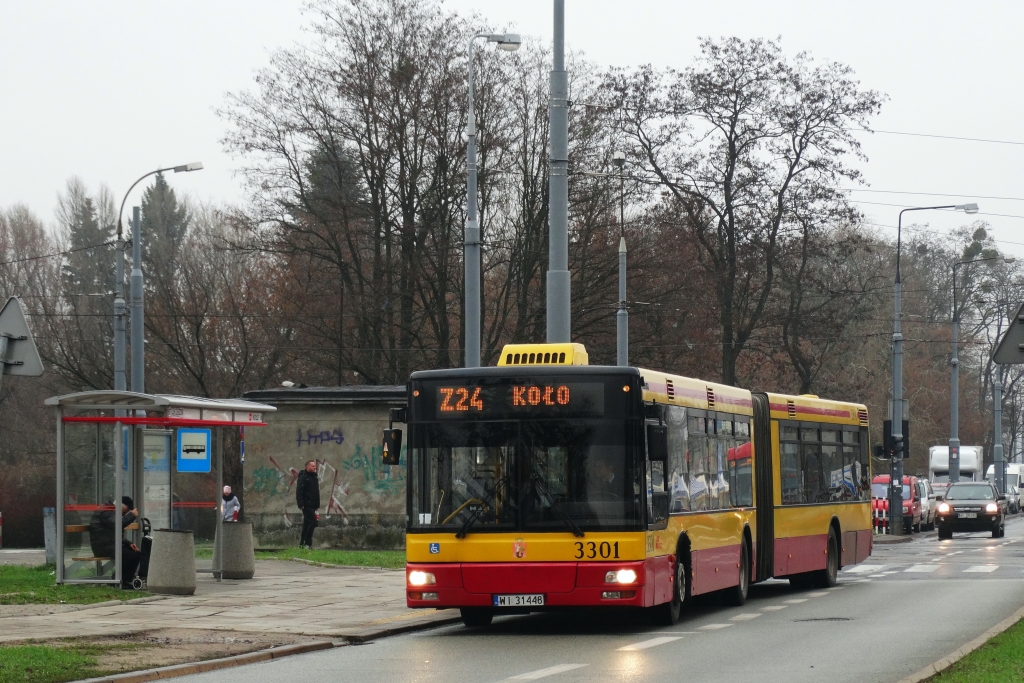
xmin=89 ymin=496 xmax=141 ymax=588
xmin=295 ymin=460 xmax=321 ymax=549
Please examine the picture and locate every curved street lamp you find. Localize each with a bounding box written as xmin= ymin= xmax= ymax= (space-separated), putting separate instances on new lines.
xmin=112 ymin=163 xmax=203 ymax=393
xmin=889 ymin=202 xmax=978 ymax=535
xmin=950 ymin=254 xmax=1015 ymax=485
xmin=464 ymin=34 xmax=520 ymax=368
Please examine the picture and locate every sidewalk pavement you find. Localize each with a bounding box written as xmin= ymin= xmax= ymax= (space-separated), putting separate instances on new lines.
xmin=1 ymin=548 xmax=46 ymax=565
xmin=0 ymin=559 xmax=457 ymax=644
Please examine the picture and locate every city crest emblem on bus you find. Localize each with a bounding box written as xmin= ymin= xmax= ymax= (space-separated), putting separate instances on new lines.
xmin=513 ymin=538 xmax=527 ymax=559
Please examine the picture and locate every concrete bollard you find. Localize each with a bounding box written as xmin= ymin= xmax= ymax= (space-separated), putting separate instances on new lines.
xmin=43 ymin=507 xmax=56 ymax=564
xmin=147 ymin=529 xmax=197 ymax=595
xmin=213 ymin=522 xmax=256 ymax=580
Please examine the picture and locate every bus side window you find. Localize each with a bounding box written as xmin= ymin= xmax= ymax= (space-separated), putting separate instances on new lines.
xmin=842 ymin=429 xmax=860 ymax=500
xmin=666 ymin=406 xmax=689 ymax=512
xmin=801 ymin=428 xmax=824 ymax=503
xmin=688 ymin=416 xmax=709 ymax=511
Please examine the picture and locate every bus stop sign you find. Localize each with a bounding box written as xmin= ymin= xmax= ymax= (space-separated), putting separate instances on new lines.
xmin=993 ymin=302 xmax=1024 ymax=364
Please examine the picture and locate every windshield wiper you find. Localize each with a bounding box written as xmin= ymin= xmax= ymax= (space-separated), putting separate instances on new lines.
xmin=531 ymin=473 xmax=585 ymax=538
xmin=455 ymin=477 xmax=507 ymax=539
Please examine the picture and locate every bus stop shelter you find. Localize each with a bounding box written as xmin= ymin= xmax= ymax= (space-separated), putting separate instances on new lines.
xmin=46 ymin=391 xmax=275 ymax=585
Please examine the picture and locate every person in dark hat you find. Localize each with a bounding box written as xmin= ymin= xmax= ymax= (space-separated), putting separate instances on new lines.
xmin=89 ymin=496 xmax=142 ymax=588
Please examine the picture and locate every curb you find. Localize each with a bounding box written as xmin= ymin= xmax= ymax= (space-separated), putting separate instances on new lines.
xmin=69 ymin=611 xmax=460 ymax=682
xmin=285 ymin=557 xmax=402 ymax=572
xmin=873 ymin=535 xmax=913 ymax=544
xmin=75 ymin=641 xmax=336 ymax=683
xmin=896 ymin=605 xmax=1024 ymax=683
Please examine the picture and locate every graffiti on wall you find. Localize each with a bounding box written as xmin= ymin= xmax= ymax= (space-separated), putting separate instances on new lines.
xmin=248 ymin=424 xmax=405 ymax=527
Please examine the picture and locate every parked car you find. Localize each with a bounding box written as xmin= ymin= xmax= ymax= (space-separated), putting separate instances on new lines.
xmin=1006 ymin=485 xmax=1020 ymax=515
xmin=871 ymin=474 xmax=923 ymax=533
xmin=935 ymin=482 xmax=1007 ymax=539
xmin=918 ymin=478 xmax=937 ymax=531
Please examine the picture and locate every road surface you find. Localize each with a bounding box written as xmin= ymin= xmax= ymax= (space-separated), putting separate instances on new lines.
xmin=177 ymin=517 xmax=1024 ymax=683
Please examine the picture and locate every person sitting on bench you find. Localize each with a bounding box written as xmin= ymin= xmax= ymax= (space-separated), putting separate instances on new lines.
xmin=89 ymin=496 xmax=142 ymax=588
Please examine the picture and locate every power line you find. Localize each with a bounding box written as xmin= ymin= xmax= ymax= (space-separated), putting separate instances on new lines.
xmin=0 ymin=240 xmax=114 ymax=267
xmin=844 ymin=188 xmax=1024 ymax=203
xmin=858 ymin=129 xmax=1024 ymax=147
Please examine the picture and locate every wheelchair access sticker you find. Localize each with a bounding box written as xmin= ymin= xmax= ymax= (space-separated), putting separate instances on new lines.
xmin=429 ymin=543 xmax=440 ymax=554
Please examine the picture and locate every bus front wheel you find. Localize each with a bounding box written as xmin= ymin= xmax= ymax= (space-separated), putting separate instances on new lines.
xmin=651 ymin=551 xmax=687 ymax=625
xmin=460 ymin=608 xmax=493 ymax=628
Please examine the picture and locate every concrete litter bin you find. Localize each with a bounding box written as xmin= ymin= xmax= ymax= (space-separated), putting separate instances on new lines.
xmin=147 ymin=529 xmax=197 ymax=595
xmin=213 ymin=521 xmax=256 ymax=580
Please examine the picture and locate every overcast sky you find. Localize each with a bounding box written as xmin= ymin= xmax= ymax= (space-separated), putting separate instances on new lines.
xmin=2 ymin=0 xmax=1023 ymax=254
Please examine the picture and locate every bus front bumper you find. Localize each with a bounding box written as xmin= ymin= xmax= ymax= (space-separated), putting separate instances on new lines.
xmin=406 ymin=559 xmax=673 ymax=609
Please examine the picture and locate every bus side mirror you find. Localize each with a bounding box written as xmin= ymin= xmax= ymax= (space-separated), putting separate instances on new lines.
xmin=651 ymin=491 xmax=670 ymax=524
xmin=382 ymin=428 xmax=402 ymax=465
xmin=647 ymin=424 xmax=668 ymax=462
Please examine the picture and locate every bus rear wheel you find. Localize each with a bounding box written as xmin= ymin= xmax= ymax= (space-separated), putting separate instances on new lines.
xmin=460 ymin=608 xmax=493 ymax=628
xmin=724 ymin=540 xmax=749 ymax=606
xmin=813 ymin=528 xmax=839 ymax=589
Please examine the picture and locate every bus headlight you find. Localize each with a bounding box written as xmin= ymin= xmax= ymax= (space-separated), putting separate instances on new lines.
xmin=605 ymin=569 xmax=637 ymax=584
xmin=408 ymin=570 xmax=436 ymax=586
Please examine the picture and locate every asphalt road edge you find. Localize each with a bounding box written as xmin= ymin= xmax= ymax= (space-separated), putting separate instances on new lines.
xmin=70 ymin=612 xmax=463 ymax=683
xmin=74 ymin=641 xmax=336 ymax=683
xmin=897 ymin=604 xmax=1024 ymax=683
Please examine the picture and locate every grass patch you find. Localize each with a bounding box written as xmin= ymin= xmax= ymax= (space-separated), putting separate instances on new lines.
xmin=930 ymin=617 xmax=1024 ymax=682
xmin=0 ymin=643 xmax=127 ymax=683
xmin=256 ymin=547 xmax=406 ymax=569
xmin=0 ymin=565 xmax=143 ymax=605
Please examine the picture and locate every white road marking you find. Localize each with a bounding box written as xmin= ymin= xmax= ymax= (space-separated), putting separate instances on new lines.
xmin=807 ymin=591 xmax=830 ymax=597
xmin=868 ymin=574 xmax=886 ymax=578
xmin=964 ymin=565 xmax=999 ymax=573
xmin=617 ymin=637 xmax=682 ymax=651
xmin=904 ymin=564 xmax=939 ymax=573
xmin=729 ymin=613 xmax=762 ymax=621
xmin=506 ymin=664 xmax=588 ymax=680
xmin=785 ymin=599 xmax=808 ymax=604
xmin=698 ymin=624 xmax=733 ymax=631
xmin=827 ymin=587 xmax=844 ymax=591
xmin=851 ymin=579 xmax=872 ymax=583
xmin=761 ymin=605 xmax=787 ymax=611
xmin=843 ymin=564 xmax=884 ymax=573
xmin=880 ymin=572 xmax=898 ymax=575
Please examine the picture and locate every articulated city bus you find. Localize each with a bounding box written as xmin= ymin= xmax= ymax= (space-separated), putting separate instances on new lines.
xmin=400 ymin=343 xmax=872 ymax=626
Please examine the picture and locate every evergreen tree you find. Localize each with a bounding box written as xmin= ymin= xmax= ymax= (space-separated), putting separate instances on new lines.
xmin=58 ymin=177 xmax=113 ymax=293
xmin=140 ymin=172 xmax=190 ymax=273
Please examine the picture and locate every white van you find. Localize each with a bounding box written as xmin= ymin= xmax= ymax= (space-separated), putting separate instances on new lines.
xmin=929 ymin=445 xmax=982 ymax=488
xmin=986 ymin=463 xmax=1023 ymax=513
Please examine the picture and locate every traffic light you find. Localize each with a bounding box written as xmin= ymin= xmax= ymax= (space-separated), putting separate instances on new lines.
xmin=882 ymin=420 xmax=910 ymax=458
xmin=381 ymin=428 xmax=402 ymax=465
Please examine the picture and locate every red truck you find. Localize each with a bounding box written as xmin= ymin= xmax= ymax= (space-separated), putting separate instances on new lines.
xmin=871 ymin=474 xmax=923 ymax=534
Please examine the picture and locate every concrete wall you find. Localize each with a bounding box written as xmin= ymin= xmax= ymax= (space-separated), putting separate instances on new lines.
xmin=242 ymin=389 xmax=406 ymax=549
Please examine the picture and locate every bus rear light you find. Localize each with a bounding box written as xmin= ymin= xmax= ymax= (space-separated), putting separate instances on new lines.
xmin=408 ymin=570 xmax=436 ymax=586
xmin=605 ymin=569 xmax=637 ymax=584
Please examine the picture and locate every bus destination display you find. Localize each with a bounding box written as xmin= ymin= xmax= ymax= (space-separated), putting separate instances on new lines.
xmin=433 ymin=381 xmax=605 ymax=419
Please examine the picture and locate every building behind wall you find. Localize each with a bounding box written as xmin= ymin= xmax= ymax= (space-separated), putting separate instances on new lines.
xmin=241 ymin=386 xmax=406 ymax=549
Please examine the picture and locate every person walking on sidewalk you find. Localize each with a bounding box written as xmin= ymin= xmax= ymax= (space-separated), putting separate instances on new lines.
xmin=222 ymin=486 xmax=241 ymax=522
xmin=296 ymin=460 xmax=320 ymax=549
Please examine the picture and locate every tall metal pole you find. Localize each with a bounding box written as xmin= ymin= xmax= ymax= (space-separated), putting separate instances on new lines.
xmin=114 ymin=239 xmax=127 ymax=393
xmin=617 ymin=238 xmax=628 ymax=366
xmin=546 ymin=0 xmax=571 ymax=342
xmin=464 ymin=36 xmax=482 ymax=368
xmin=950 ymin=263 xmax=961 ymax=484
xmin=890 ymin=213 xmax=905 ymax=535
xmin=995 ymin=366 xmax=1005 ymax=494
xmin=130 ymin=207 xmax=145 ymax=393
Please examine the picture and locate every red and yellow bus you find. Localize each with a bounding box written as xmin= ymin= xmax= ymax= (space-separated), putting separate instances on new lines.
xmin=401 ymin=343 xmax=872 ymax=626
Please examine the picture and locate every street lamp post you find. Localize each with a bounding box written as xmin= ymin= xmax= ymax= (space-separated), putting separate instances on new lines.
xmin=950 ymin=255 xmax=1014 ymax=485
xmin=890 ymin=203 xmax=978 ymax=535
xmin=114 ymin=163 xmax=203 ymax=392
xmin=464 ymin=33 xmax=520 ymax=368
xmin=612 ymin=151 xmax=627 ymax=366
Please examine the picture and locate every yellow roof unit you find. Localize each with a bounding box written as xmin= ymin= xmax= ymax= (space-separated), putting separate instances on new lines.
xmin=497 ymin=343 xmax=589 ymax=366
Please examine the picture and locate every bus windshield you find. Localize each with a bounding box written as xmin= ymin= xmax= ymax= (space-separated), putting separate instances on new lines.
xmin=408 ymin=419 xmax=643 ymax=532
